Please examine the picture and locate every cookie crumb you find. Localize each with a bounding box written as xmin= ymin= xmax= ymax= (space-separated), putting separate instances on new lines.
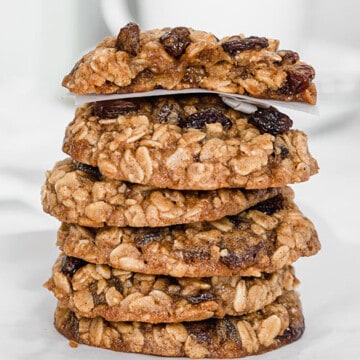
xmin=69 ymin=340 xmax=78 ymax=348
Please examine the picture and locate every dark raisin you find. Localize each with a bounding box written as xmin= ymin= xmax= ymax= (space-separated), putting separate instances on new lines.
xmin=115 ymin=22 xmax=141 ymax=56
xmin=278 ymin=50 xmax=300 ymax=65
xmin=155 ymin=101 xmax=184 ymax=124
xmin=240 ymin=67 xmax=250 ymax=79
xmin=135 ymin=228 xmax=162 ymax=246
xmin=131 ymin=68 xmax=154 ymax=85
xmin=280 ymin=64 xmax=315 ymax=95
xmin=90 ymin=282 xmax=106 ymax=305
xmin=220 ymin=253 xmax=241 ymax=268
xmin=217 ymin=318 xmax=240 ymax=344
xmin=179 ymin=108 xmax=232 ymax=130
xmin=65 ymin=311 xmax=81 ymax=342
xmin=222 ymin=36 xmax=268 ymax=56
xmin=183 ymin=249 xmax=211 ymax=263
xmin=276 ymin=325 xmax=304 ymax=342
xmin=269 ymin=143 xmax=290 ymax=167
xmin=186 ymin=292 xmax=217 ymax=305
xmin=227 ymin=215 xmax=242 ymax=229
xmin=61 ymin=255 xmax=87 ymax=277
xmin=220 ymin=242 xmax=265 ymax=269
xmin=85 ymin=226 xmax=98 ymax=236
xmin=160 ymin=27 xmax=191 ymax=58
xmin=76 ymin=162 xmax=102 ymax=181
xmin=185 ymin=321 xmax=215 ymax=344
xmin=107 ymin=276 xmax=123 ymax=293
xmin=280 ymin=145 xmax=290 ymax=159
xmin=171 ymin=223 xmax=186 ymax=232
xmin=182 ymin=66 xmax=206 ymax=85
xmin=156 ymin=104 xmax=171 ymax=123
xmin=226 ymin=217 xmax=252 ymax=231
xmin=251 ymin=194 xmax=285 ymax=215
xmin=248 ymin=106 xmax=293 ymax=135
xmin=92 ymin=99 xmax=138 ymax=118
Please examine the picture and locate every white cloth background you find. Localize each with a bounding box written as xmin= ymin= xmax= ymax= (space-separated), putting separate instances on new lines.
xmin=0 ymin=0 xmax=360 ymax=358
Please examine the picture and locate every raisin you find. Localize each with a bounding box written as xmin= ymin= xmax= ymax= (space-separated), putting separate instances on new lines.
xmin=270 ymin=143 xmax=290 ymax=167
xmin=171 ymin=223 xmax=186 ymax=232
xmin=76 ymin=162 xmax=102 ymax=181
xmin=280 ymin=145 xmax=290 ymax=159
xmin=90 ymin=282 xmax=106 ymax=305
xmin=131 ymin=68 xmax=154 ymax=85
xmin=185 ymin=321 xmax=214 ymax=344
xmin=179 ymin=108 xmax=232 ymax=129
xmin=92 ymin=99 xmax=138 ymax=118
xmin=277 ymin=50 xmax=300 ymax=65
xmin=135 ymin=228 xmax=162 ymax=246
xmin=107 ymin=276 xmax=123 ymax=293
xmin=280 ymin=64 xmax=315 ymax=95
xmin=222 ymin=36 xmax=268 ymax=56
xmin=220 ymin=242 xmax=265 ymax=269
xmin=227 ymin=215 xmax=242 ymax=229
xmin=182 ymin=66 xmax=206 ymax=85
xmin=61 ymin=256 xmax=87 ymax=277
xmin=186 ymin=292 xmax=217 ymax=305
xmin=217 ymin=318 xmax=240 ymax=343
xmin=183 ymin=249 xmax=211 ymax=263
xmin=66 ymin=311 xmax=81 ymax=342
xmin=251 ymin=194 xmax=285 ymax=215
xmin=90 ymin=277 xmax=122 ymax=306
xmin=115 ymin=22 xmax=141 ymax=56
xmin=248 ymin=106 xmax=293 ymax=135
xmin=276 ymin=325 xmax=304 ymax=342
xmin=193 ymin=154 xmax=200 ymax=162
xmin=239 ymin=66 xmax=250 ymax=79
xmin=227 ymin=216 xmax=251 ymax=230
xmin=160 ymin=27 xmax=191 ymax=58
xmin=155 ymin=101 xmax=184 ymax=124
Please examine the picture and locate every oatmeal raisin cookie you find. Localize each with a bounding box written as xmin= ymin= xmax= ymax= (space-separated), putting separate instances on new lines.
xmin=54 ymin=290 xmax=304 ymax=358
xmin=62 ymin=23 xmax=316 ymax=104
xmin=63 ymin=95 xmax=318 ymax=190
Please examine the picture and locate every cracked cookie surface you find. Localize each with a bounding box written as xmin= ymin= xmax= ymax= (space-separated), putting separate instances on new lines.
xmin=45 ymin=253 xmax=298 ymax=323
xmin=63 ymin=95 xmax=318 ymax=190
xmin=54 ymin=290 xmax=304 ymax=358
xmin=57 ymin=189 xmax=320 ymax=277
xmin=41 ymin=158 xmax=286 ymax=228
xmin=62 ymin=23 xmax=316 ymax=105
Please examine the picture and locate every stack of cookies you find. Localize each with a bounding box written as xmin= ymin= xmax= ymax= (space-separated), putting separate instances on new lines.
xmin=42 ymin=23 xmax=320 ymax=358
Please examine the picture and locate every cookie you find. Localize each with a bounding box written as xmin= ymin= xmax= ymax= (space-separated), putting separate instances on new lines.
xmin=63 ymin=95 xmax=318 ymax=190
xmin=41 ymin=158 xmax=286 ymax=228
xmin=62 ymin=23 xmax=316 ymax=105
xmin=45 ymin=252 xmax=298 ymax=323
xmin=57 ymin=189 xmax=320 ymax=277
xmin=54 ymin=290 xmax=304 ymax=358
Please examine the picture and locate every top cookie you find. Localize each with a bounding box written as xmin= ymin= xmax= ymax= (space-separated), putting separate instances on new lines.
xmin=62 ymin=23 xmax=316 ymax=104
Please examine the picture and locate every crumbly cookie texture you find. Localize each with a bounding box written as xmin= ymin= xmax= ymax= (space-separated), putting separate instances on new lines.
xmin=62 ymin=23 xmax=316 ymax=105
xmin=63 ymin=95 xmax=318 ymax=190
xmin=45 ymin=252 xmax=298 ymax=323
xmin=54 ymin=291 xmax=304 ymax=358
xmin=57 ymin=189 xmax=320 ymax=277
xmin=41 ymin=158 xmax=286 ymax=228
